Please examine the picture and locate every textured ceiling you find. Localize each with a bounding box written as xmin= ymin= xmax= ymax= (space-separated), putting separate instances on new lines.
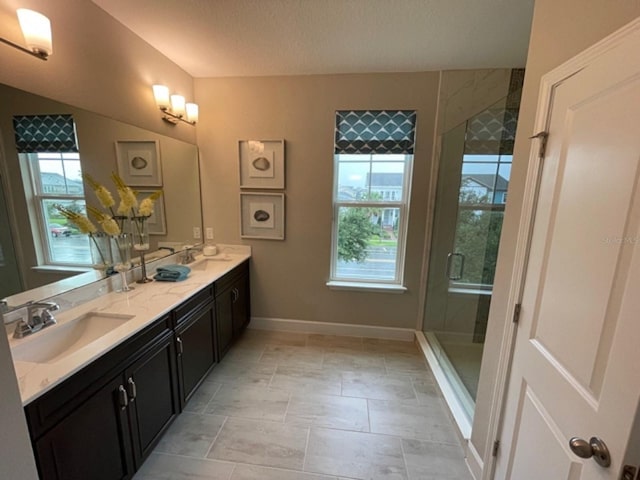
xmin=92 ymin=0 xmax=534 ymax=78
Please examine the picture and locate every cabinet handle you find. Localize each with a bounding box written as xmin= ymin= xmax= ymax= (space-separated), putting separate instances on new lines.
xmin=127 ymin=377 xmax=137 ymax=401
xmin=176 ymin=336 xmax=184 ymax=355
xmin=232 ymin=288 xmax=239 ymax=302
xmin=118 ymin=385 xmax=128 ymax=409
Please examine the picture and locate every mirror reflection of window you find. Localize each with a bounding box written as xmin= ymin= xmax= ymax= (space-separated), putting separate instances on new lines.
xmin=25 ymin=152 xmax=91 ymax=266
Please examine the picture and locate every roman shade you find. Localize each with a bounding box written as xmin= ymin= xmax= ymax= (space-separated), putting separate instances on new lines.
xmin=335 ymin=110 xmax=417 ymax=155
xmin=13 ymin=114 xmax=78 ymax=153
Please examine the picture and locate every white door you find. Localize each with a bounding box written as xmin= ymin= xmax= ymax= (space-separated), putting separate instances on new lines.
xmin=493 ymin=21 xmax=640 ymax=480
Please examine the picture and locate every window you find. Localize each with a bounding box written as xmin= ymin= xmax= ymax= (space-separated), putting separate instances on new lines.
xmin=13 ymin=114 xmax=91 ymax=267
xmin=330 ymin=110 xmax=416 ymax=287
xmin=25 ymin=152 xmax=91 ymax=266
xmin=452 ymin=154 xmax=512 ymax=288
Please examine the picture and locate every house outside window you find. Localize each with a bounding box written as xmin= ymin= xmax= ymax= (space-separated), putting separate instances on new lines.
xmin=329 ymin=110 xmax=416 ymax=287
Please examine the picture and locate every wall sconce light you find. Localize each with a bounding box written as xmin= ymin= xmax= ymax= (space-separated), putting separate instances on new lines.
xmin=0 ymin=9 xmax=52 ymax=61
xmin=152 ymin=85 xmax=198 ymax=126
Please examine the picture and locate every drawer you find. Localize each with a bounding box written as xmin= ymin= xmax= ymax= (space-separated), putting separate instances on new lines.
xmin=215 ymin=260 xmax=249 ymax=295
xmin=172 ymin=285 xmax=214 ymax=327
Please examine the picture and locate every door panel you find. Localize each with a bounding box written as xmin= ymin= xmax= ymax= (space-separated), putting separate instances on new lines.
xmin=508 ymin=386 xmax=583 ymax=480
xmin=495 ymin=22 xmax=640 ymax=479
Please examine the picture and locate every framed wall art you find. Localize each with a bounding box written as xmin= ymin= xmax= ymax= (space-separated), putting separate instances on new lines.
xmin=115 ymin=140 xmax=162 ymax=186
xmin=240 ymin=192 xmax=285 ymax=240
xmin=238 ymin=139 xmax=285 ymax=189
xmin=136 ymin=190 xmax=167 ymax=235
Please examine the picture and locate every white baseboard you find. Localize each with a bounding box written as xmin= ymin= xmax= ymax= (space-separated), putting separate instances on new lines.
xmin=466 ymin=441 xmax=483 ymax=480
xmin=249 ymin=317 xmax=415 ymax=341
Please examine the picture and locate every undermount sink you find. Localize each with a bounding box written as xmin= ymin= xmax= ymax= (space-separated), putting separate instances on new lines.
xmin=11 ymin=312 xmax=135 ymax=364
xmin=191 ymin=255 xmax=232 ymax=271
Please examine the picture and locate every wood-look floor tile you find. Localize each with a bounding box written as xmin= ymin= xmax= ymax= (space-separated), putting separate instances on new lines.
xmin=270 ymin=365 xmax=342 ymax=396
xmin=154 ymin=413 xmax=226 ymax=458
xmin=402 ymin=438 xmax=471 ymax=480
xmin=341 ymin=372 xmax=418 ymax=403
xmin=368 ymin=400 xmax=459 ymax=444
xmin=285 ymin=392 xmax=369 ymax=432
xmin=133 ymin=453 xmax=234 ymax=480
xmin=230 ymin=464 xmax=337 ymax=480
xmin=208 ymin=417 xmax=308 ymax=470
xmin=304 ymin=427 xmax=407 ymax=479
xmin=205 ymin=384 xmax=290 ymax=422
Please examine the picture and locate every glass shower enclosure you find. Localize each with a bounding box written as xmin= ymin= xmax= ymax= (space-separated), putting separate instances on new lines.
xmin=423 ymin=86 xmax=522 ymax=420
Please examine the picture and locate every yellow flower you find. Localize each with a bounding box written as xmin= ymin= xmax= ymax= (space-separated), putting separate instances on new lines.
xmin=55 ymin=205 xmax=97 ymax=234
xmin=111 ymin=172 xmax=137 ymax=214
xmin=138 ymin=190 xmax=162 ymax=217
xmin=88 ymin=205 xmax=121 ymax=235
xmin=84 ymin=173 xmax=115 ymax=209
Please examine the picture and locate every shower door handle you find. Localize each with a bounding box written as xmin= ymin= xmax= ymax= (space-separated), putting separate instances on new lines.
xmin=446 ymin=252 xmax=465 ymax=281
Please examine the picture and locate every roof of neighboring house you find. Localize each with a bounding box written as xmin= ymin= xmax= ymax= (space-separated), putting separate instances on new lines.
xmin=462 ymin=173 xmax=508 ymax=191
xmin=367 ymin=172 xmax=403 ymax=187
xmin=41 ymin=172 xmax=84 ymax=192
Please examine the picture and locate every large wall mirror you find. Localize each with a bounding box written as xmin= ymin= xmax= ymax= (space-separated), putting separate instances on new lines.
xmin=0 ymin=83 xmax=203 ymax=304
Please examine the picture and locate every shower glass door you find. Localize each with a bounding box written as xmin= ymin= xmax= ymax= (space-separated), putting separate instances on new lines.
xmin=423 ymin=92 xmax=518 ymax=420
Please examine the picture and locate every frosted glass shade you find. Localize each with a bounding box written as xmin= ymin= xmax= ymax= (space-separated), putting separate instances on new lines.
xmin=17 ymin=9 xmax=52 ymax=56
xmin=170 ymin=95 xmax=186 ymax=116
xmin=152 ymin=85 xmax=170 ymax=109
xmin=186 ymin=103 xmax=199 ymax=123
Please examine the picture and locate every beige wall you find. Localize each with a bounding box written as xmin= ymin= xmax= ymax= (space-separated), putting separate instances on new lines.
xmin=0 ymin=2 xmax=195 ymax=475
xmin=471 ymin=0 xmax=640 ymax=463
xmin=0 ymin=0 xmax=194 ymax=144
xmin=195 ymin=73 xmax=439 ymax=328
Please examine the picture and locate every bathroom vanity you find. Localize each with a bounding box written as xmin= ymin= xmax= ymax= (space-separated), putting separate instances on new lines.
xmin=8 ymin=252 xmax=250 ymax=480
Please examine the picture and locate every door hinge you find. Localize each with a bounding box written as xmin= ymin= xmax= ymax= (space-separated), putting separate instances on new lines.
xmin=513 ymin=303 xmax=522 ymax=324
xmin=530 ymin=131 xmax=549 ymax=159
xmin=492 ymin=440 xmax=500 ymax=457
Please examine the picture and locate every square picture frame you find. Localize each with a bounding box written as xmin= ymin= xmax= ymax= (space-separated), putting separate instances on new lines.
xmin=240 ymin=192 xmax=285 ymax=240
xmin=136 ymin=189 xmax=166 ymax=235
xmin=239 ymin=139 xmax=285 ymax=189
xmin=115 ymin=140 xmax=162 ymax=186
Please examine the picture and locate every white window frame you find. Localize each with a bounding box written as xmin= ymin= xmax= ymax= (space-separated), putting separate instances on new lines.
xmin=329 ymin=153 xmax=413 ymax=287
xmin=24 ymin=152 xmax=91 ymax=267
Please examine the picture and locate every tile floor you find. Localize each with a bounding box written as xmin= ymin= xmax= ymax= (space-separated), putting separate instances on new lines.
xmin=133 ymin=329 xmax=472 ymax=480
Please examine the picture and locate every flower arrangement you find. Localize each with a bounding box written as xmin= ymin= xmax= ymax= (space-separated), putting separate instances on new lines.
xmin=55 ymin=173 xmax=163 ymax=279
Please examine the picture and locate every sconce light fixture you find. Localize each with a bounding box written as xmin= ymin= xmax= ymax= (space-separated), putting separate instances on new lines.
xmin=0 ymin=9 xmax=52 ymax=61
xmin=152 ymin=85 xmax=198 ymax=126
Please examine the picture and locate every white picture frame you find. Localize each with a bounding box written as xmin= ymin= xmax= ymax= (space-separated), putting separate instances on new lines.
xmin=136 ymin=189 xmax=166 ymax=235
xmin=240 ymin=192 xmax=285 ymax=240
xmin=238 ymin=139 xmax=285 ymax=189
xmin=115 ymin=140 xmax=162 ymax=187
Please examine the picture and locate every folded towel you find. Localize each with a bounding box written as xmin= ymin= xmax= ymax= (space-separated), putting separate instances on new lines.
xmin=154 ymin=264 xmax=191 ymax=282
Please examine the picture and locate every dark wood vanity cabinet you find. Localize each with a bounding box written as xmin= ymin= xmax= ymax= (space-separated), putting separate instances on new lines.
xmin=25 ymin=316 xmax=179 ymax=480
xmin=24 ymin=260 xmax=250 ymax=480
xmin=215 ymin=260 xmax=250 ymax=358
xmin=174 ymin=297 xmax=217 ymax=407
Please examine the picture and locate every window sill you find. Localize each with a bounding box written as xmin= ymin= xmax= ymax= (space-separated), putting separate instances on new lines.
xmin=31 ymin=265 xmax=91 ymax=275
xmin=326 ymin=281 xmax=407 ymax=294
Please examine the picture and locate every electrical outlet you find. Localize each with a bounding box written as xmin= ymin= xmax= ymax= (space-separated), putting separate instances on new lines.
xmin=193 ymin=226 xmax=201 ymax=238
xmin=206 ymin=227 xmax=214 ymax=240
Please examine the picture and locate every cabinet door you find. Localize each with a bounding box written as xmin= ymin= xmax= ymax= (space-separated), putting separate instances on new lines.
xmin=125 ymin=334 xmax=180 ymax=468
xmin=215 ymin=289 xmax=234 ymax=359
xmin=176 ymin=303 xmax=216 ymax=405
xmin=232 ymin=274 xmax=250 ymax=336
xmin=34 ymin=375 xmax=134 ymax=480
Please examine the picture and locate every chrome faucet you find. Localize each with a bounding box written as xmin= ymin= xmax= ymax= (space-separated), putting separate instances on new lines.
xmin=13 ymin=301 xmax=60 ymax=339
xmin=181 ymin=245 xmax=200 ymax=264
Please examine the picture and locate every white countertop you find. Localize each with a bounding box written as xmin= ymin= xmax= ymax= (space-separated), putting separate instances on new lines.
xmin=8 ymin=252 xmax=251 ymax=406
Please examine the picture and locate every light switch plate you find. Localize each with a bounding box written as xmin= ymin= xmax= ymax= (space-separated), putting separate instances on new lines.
xmin=193 ymin=227 xmax=201 ymax=238
xmin=206 ymin=227 xmax=214 ymax=240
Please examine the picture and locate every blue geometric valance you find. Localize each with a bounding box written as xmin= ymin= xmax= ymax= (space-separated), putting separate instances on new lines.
xmin=335 ymin=110 xmax=417 ymax=155
xmin=13 ymin=114 xmax=78 ymax=153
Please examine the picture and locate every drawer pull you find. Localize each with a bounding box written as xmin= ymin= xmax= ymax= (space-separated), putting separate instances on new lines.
xmin=127 ymin=377 xmax=137 ymax=401
xmin=118 ymin=385 xmax=128 ymax=409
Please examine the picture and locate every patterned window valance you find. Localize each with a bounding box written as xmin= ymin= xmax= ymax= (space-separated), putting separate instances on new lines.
xmin=464 ymin=108 xmax=519 ymax=155
xmin=335 ymin=110 xmax=417 ymax=155
xmin=13 ymin=114 xmax=79 ymax=153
